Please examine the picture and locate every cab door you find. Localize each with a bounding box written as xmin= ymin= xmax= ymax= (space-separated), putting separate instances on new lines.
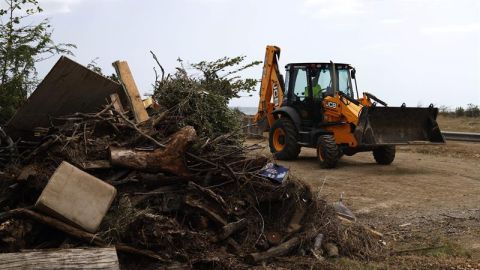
xmin=287 ymin=66 xmax=314 ymax=126
xmin=309 ymin=65 xmax=333 ymax=127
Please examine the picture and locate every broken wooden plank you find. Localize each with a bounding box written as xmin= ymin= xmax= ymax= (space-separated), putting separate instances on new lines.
xmin=0 ymin=248 xmax=120 ymax=270
xmin=35 ymin=161 xmax=117 ymax=233
xmin=112 ymin=60 xmax=149 ymax=123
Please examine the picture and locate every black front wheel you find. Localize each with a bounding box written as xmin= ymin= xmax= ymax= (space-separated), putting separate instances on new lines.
xmin=317 ymin=135 xmax=340 ymax=169
xmin=269 ymin=118 xmax=301 ymax=160
xmin=373 ymin=146 xmax=396 ymax=165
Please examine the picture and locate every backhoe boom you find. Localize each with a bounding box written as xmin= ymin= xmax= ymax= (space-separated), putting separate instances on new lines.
xmin=254 ymin=46 xmax=284 ymax=129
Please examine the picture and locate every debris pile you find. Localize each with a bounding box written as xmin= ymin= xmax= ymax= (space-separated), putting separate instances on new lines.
xmin=0 ymin=57 xmax=383 ymax=269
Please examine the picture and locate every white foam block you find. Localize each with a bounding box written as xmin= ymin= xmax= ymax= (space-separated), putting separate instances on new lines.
xmin=35 ymin=161 xmax=116 ymax=233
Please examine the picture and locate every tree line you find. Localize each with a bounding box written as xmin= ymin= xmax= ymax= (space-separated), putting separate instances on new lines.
xmin=439 ymin=104 xmax=480 ymax=118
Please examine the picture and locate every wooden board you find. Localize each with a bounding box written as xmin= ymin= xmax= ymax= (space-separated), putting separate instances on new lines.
xmin=112 ymin=61 xmax=149 ymax=123
xmin=0 ymin=247 xmax=120 ymax=270
xmin=6 ymin=56 xmax=125 ymax=140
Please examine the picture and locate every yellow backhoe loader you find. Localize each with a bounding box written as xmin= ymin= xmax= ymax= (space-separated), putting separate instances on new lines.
xmin=254 ymin=45 xmax=445 ymax=168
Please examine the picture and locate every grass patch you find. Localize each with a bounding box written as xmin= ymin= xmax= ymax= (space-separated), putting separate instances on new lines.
xmin=396 ymin=239 xmax=472 ymax=259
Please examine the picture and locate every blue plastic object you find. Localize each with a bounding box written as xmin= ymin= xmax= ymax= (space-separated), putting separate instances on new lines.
xmin=259 ymin=163 xmax=289 ymax=184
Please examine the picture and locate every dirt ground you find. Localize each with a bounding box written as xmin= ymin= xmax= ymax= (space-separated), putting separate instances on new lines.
xmin=248 ymin=137 xmax=480 ymax=269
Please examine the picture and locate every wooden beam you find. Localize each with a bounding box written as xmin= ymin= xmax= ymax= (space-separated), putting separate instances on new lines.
xmin=112 ymin=61 xmax=149 ymax=123
xmin=0 ymin=248 xmax=120 ymax=270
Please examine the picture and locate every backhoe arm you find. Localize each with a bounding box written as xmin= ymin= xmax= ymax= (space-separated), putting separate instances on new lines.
xmin=254 ymin=46 xmax=285 ymax=130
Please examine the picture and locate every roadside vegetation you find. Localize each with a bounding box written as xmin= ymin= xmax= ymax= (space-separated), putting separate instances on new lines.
xmin=438 ymin=104 xmax=480 ymax=118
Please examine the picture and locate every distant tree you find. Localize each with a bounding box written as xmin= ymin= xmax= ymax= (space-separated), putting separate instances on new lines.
xmin=191 ymin=56 xmax=261 ymax=101
xmin=438 ymin=105 xmax=450 ymax=116
xmin=465 ymin=103 xmax=480 ymax=118
xmin=0 ymin=0 xmax=76 ymax=123
xmin=455 ymin=107 xmax=465 ymax=117
xmin=438 ymin=105 xmax=450 ymax=114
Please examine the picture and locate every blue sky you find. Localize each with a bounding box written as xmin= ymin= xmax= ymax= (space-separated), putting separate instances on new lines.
xmin=16 ymin=0 xmax=480 ymax=108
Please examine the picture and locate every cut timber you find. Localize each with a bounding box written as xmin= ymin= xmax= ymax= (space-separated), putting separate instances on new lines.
xmin=35 ymin=161 xmax=117 ymax=233
xmin=0 ymin=248 xmax=120 ymax=270
xmin=246 ymin=236 xmax=300 ymax=263
xmin=112 ymin=61 xmax=149 ymax=123
xmin=110 ymin=126 xmax=197 ymax=176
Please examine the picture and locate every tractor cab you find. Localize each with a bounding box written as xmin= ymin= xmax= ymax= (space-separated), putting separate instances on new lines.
xmin=283 ymin=63 xmax=358 ymax=127
xmin=284 ymin=63 xmax=357 ymax=101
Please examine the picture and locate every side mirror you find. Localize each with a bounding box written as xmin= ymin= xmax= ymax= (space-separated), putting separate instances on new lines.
xmin=351 ymin=69 xmax=356 ymax=79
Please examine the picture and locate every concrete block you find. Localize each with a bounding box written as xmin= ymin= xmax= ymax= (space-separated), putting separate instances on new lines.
xmin=35 ymin=161 xmax=116 ymax=233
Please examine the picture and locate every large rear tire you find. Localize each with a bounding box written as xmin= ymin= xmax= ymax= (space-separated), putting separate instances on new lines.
xmin=373 ymin=146 xmax=396 ymax=165
xmin=269 ymin=118 xmax=301 ymax=160
xmin=317 ymin=135 xmax=340 ymax=169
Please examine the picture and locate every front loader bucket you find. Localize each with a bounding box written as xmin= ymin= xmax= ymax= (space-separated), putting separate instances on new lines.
xmin=354 ymin=106 xmax=445 ymax=145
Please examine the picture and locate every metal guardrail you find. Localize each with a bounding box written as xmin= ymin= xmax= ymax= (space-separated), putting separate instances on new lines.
xmin=442 ymin=131 xmax=480 ymax=142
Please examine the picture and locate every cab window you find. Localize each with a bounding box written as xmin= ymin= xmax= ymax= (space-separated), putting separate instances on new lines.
xmin=337 ymin=67 xmax=354 ymax=98
xmin=291 ymin=68 xmax=308 ymax=101
xmin=311 ymin=67 xmax=332 ymax=99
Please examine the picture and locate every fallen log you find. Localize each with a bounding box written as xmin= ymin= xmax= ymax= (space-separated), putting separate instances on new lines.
xmin=246 ymin=236 xmax=301 ymax=263
xmin=110 ymin=126 xmax=196 ymax=176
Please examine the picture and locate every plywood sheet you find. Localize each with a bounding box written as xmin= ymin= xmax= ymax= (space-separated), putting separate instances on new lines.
xmin=6 ymin=56 xmax=124 ymax=139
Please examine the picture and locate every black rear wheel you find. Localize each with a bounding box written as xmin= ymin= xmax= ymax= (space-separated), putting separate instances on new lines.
xmin=373 ymin=146 xmax=396 ymax=165
xmin=269 ymin=118 xmax=301 ymax=160
xmin=317 ymin=135 xmax=340 ymax=169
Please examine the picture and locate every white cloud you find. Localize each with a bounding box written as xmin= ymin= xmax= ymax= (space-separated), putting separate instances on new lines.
xmin=381 ymin=18 xmax=403 ymax=24
xmin=421 ymin=23 xmax=480 ymax=34
xmin=362 ymin=42 xmax=399 ymax=54
xmin=301 ymin=0 xmax=366 ymax=18
xmin=188 ymin=0 xmax=233 ymax=3
xmin=40 ymin=0 xmax=117 ymax=14
xmin=41 ymin=0 xmax=83 ymax=14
